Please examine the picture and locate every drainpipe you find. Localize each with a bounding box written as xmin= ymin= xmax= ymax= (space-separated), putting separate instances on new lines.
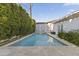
xmin=61 ymin=22 xmax=63 ymax=32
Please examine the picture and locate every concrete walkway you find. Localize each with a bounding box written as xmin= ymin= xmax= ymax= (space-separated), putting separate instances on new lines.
xmin=0 ymin=33 xmax=79 ymax=56
xmin=0 ymin=46 xmax=79 ymax=56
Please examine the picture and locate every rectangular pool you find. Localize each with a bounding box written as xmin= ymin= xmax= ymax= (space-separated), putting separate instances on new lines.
xmin=10 ymin=34 xmax=67 ymax=46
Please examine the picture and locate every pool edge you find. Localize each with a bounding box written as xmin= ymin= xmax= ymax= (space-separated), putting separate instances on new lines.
xmin=47 ymin=33 xmax=77 ymax=47
xmin=1 ymin=33 xmax=34 ymax=48
xmin=1 ymin=33 xmax=77 ymax=48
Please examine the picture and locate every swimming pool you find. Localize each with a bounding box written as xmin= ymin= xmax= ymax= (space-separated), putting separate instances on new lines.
xmin=10 ymin=34 xmax=66 ymax=46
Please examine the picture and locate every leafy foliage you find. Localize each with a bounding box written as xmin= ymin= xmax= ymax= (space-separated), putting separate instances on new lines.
xmin=0 ymin=3 xmax=36 ymax=40
xmin=58 ymin=32 xmax=79 ymax=46
xmin=58 ymin=32 xmax=66 ymax=39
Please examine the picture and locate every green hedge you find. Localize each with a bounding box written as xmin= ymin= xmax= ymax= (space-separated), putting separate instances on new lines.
xmin=0 ymin=4 xmax=36 ymax=40
xmin=58 ymin=32 xmax=79 ymax=46
xmin=58 ymin=32 xmax=66 ymax=39
xmin=65 ymin=32 xmax=79 ymax=46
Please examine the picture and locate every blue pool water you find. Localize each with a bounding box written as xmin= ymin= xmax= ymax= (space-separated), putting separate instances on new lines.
xmin=10 ymin=34 xmax=66 ymax=46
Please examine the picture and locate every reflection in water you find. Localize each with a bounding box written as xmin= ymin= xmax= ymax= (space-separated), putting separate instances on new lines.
xmin=48 ymin=37 xmax=53 ymax=45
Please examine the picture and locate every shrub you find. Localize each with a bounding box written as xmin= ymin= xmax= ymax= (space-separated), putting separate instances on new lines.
xmin=58 ymin=32 xmax=66 ymax=39
xmin=58 ymin=32 xmax=79 ymax=46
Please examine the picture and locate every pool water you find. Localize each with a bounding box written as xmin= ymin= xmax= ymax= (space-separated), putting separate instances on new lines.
xmin=10 ymin=34 xmax=66 ymax=46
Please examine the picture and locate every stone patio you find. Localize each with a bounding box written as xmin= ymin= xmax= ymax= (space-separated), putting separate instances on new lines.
xmin=0 ymin=33 xmax=79 ymax=56
xmin=0 ymin=46 xmax=79 ymax=56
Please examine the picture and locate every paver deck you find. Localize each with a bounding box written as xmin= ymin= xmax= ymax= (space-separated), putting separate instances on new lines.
xmin=0 ymin=33 xmax=79 ymax=56
xmin=0 ymin=46 xmax=79 ymax=56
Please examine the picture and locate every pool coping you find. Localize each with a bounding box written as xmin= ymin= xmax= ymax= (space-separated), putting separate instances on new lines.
xmin=1 ymin=33 xmax=77 ymax=48
xmin=1 ymin=33 xmax=34 ymax=48
xmin=47 ymin=33 xmax=77 ymax=47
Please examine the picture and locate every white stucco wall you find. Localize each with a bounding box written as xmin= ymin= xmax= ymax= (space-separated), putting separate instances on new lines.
xmin=53 ymin=17 xmax=79 ymax=34
xmin=35 ymin=23 xmax=50 ymax=33
xmin=63 ymin=17 xmax=79 ymax=32
xmin=48 ymin=23 xmax=54 ymax=32
xmin=53 ymin=23 xmax=60 ymax=34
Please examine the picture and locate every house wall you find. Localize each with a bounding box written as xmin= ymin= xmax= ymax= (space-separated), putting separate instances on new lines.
xmin=53 ymin=23 xmax=60 ymax=34
xmin=53 ymin=17 xmax=79 ymax=34
xmin=48 ymin=23 xmax=54 ymax=32
xmin=35 ymin=23 xmax=50 ymax=33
